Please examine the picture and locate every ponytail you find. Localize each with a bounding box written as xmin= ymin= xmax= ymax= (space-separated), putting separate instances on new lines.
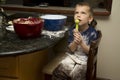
xmin=89 ymin=19 xmax=97 ymax=28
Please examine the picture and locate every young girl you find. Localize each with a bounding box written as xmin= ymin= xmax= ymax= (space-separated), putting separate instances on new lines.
xmin=52 ymin=2 xmax=98 ymax=80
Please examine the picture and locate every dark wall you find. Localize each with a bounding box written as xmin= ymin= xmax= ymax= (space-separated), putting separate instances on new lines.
xmin=23 ymin=0 xmax=64 ymax=6
xmin=44 ymin=0 xmax=64 ymax=6
xmin=6 ymin=0 xmax=23 ymax=5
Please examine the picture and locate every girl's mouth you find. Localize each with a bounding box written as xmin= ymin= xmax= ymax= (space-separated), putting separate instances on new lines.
xmin=78 ymin=19 xmax=81 ymax=22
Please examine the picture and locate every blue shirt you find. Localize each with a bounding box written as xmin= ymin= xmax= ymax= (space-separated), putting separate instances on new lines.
xmin=68 ymin=25 xmax=98 ymax=46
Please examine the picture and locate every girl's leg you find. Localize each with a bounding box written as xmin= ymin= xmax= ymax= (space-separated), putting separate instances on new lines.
xmin=52 ymin=56 xmax=75 ymax=80
xmin=70 ymin=64 xmax=87 ymax=80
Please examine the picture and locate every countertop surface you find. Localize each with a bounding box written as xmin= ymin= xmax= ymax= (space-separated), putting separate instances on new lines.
xmin=0 ymin=29 xmax=66 ymax=56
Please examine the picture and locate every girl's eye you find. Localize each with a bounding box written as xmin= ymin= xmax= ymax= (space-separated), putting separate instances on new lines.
xmin=81 ymin=11 xmax=86 ymax=14
xmin=74 ymin=11 xmax=79 ymax=15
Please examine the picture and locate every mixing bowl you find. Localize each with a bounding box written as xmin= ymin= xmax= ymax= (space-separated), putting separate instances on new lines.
xmin=40 ymin=14 xmax=67 ymax=31
xmin=13 ymin=17 xmax=44 ymax=39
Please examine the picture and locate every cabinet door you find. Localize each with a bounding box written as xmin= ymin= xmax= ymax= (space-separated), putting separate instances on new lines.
xmin=0 ymin=56 xmax=19 ymax=78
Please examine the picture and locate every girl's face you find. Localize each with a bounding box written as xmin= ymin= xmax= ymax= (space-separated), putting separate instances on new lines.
xmin=74 ymin=5 xmax=93 ymax=27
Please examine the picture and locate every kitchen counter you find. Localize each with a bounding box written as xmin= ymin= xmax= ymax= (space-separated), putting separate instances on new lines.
xmin=0 ymin=29 xmax=66 ymax=56
xmin=0 ymin=27 xmax=68 ymax=80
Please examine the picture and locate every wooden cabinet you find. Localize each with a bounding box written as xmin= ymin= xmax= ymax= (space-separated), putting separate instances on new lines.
xmin=0 ymin=77 xmax=19 ymax=80
xmin=0 ymin=48 xmax=52 ymax=80
xmin=0 ymin=56 xmax=19 ymax=78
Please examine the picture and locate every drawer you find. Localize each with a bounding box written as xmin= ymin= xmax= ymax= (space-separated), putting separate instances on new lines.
xmin=0 ymin=77 xmax=19 ymax=80
xmin=0 ymin=56 xmax=19 ymax=78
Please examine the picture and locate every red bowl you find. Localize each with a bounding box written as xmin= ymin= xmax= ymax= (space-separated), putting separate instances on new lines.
xmin=13 ymin=17 xmax=44 ymax=39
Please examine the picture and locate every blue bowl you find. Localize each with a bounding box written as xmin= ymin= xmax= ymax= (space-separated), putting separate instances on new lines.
xmin=41 ymin=14 xmax=67 ymax=31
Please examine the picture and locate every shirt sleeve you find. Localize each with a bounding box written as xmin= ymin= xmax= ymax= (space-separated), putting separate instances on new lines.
xmin=88 ymin=27 xmax=98 ymax=44
xmin=68 ymin=26 xmax=75 ymax=44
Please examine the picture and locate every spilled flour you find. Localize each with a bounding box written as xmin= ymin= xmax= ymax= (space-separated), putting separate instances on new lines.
xmin=42 ymin=28 xmax=68 ymax=38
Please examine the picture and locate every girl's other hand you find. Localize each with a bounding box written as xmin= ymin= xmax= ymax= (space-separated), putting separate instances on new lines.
xmin=73 ymin=29 xmax=83 ymax=45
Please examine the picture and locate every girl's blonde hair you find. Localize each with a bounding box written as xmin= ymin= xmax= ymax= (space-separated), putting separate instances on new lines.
xmin=75 ymin=2 xmax=93 ymax=16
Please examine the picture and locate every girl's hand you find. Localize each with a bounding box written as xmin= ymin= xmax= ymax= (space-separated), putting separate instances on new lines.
xmin=73 ymin=29 xmax=83 ymax=45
